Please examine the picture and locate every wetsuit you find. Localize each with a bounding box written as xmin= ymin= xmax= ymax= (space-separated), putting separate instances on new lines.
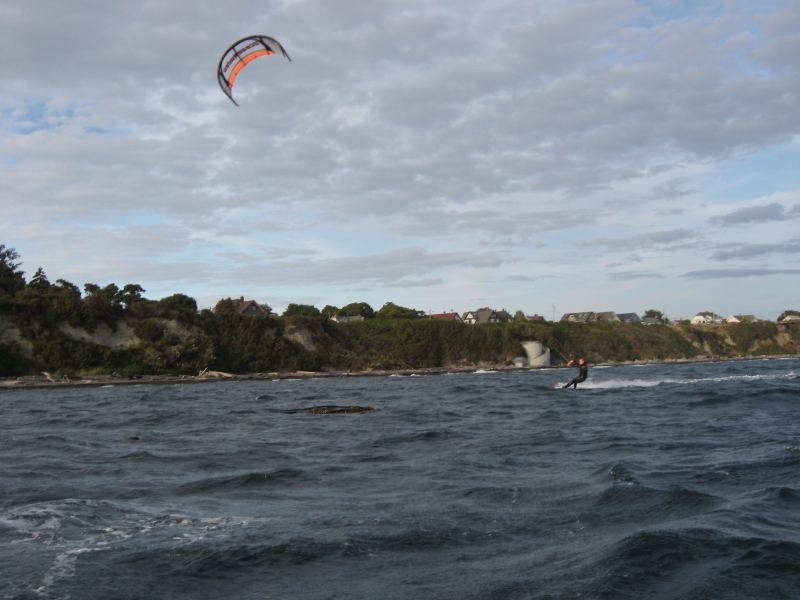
xmin=564 ymin=361 xmax=588 ymax=389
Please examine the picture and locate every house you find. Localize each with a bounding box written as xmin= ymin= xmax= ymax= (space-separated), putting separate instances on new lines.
xmin=617 ymin=313 xmax=641 ymax=324
xmin=779 ymin=314 xmax=800 ymax=323
xmin=560 ymin=312 xmax=594 ymax=323
xmin=494 ymin=309 xmax=513 ymax=323
xmin=726 ymin=314 xmax=756 ymax=324
xmin=691 ymin=312 xmax=724 ymax=325
xmin=462 ymin=307 xmax=512 ymax=325
xmin=430 ymin=312 xmax=462 ymax=322
xmin=223 ymin=297 xmax=269 ymax=317
xmin=526 ymin=314 xmax=546 ymax=322
xmin=590 ymin=311 xmax=620 ymax=322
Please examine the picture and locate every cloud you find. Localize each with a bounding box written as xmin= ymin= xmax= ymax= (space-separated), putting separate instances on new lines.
xmin=710 ymin=239 xmax=800 ymax=261
xmin=223 ymin=247 xmax=506 ymax=288
xmin=2 ymin=0 xmax=800 ymax=319
xmin=394 ymin=207 xmax=592 ymax=241
xmin=708 ymin=202 xmax=793 ymax=226
xmin=583 ymin=229 xmax=700 ymax=253
xmin=608 ymin=271 xmax=663 ymax=280
xmin=506 ymin=274 xmax=559 ymax=283
xmin=683 ymin=268 xmax=800 ymax=279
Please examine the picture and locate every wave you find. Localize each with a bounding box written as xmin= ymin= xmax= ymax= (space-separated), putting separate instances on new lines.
xmin=175 ymin=468 xmax=307 ymax=495
xmin=461 ymin=485 xmax=536 ymax=505
xmin=580 ymin=371 xmax=797 ymax=390
xmin=370 ymin=428 xmax=462 ymax=447
xmin=577 ymin=528 xmax=800 ymax=599
xmin=578 ymin=483 xmax=720 ymax=529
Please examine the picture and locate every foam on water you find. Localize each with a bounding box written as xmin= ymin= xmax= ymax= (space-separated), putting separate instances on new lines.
xmin=578 ymin=371 xmax=797 ymax=390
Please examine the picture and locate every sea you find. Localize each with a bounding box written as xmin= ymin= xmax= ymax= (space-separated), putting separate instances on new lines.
xmin=1 ymin=358 xmax=799 ymax=600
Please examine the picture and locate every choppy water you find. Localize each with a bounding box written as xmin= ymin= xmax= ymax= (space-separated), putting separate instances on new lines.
xmin=2 ymin=358 xmax=799 ymax=600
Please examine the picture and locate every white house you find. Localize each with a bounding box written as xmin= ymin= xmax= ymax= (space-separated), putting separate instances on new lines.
xmin=560 ymin=312 xmax=594 ymax=323
xmin=726 ymin=314 xmax=756 ymax=324
xmin=691 ymin=312 xmax=724 ymax=325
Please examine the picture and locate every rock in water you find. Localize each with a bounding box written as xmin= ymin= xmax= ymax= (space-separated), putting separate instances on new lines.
xmin=285 ymin=405 xmax=375 ymax=414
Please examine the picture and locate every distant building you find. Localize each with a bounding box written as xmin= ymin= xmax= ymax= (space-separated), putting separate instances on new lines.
xmin=430 ymin=312 xmax=462 ymax=322
xmin=560 ymin=312 xmax=594 ymax=323
xmin=779 ymin=314 xmax=800 ymax=323
xmin=691 ymin=312 xmax=724 ymax=325
xmin=590 ymin=311 xmax=620 ymax=322
xmin=526 ymin=314 xmax=546 ymax=322
xmin=617 ymin=313 xmax=641 ymax=324
xmin=494 ymin=309 xmax=513 ymax=323
xmin=219 ymin=297 xmax=270 ymax=317
xmin=462 ymin=307 xmax=512 ymax=325
xmin=726 ymin=314 xmax=756 ymax=324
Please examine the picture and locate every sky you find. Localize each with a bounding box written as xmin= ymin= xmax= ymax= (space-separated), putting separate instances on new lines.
xmin=1 ymin=0 xmax=799 ymax=320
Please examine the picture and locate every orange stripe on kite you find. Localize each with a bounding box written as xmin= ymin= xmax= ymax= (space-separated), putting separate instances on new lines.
xmin=228 ymin=49 xmax=275 ymax=88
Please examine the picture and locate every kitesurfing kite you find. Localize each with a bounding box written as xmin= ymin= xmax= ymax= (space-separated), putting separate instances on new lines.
xmin=217 ymin=35 xmax=291 ymax=106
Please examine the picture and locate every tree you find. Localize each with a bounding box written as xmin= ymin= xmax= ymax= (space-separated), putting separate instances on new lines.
xmin=51 ymin=279 xmax=83 ymax=323
xmin=119 ymin=284 xmax=146 ymax=308
xmin=0 ymin=244 xmax=26 ymax=296
xmin=82 ymin=283 xmax=123 ymax=325
xmin=28 ymin=267 xmax=50 ymax=289
xmin=55 ymin=279 xmax=81 ymax=296
xmin=513 ymin=310 xmax=527 ymax=322
xmin=157 ymin=294 xmax=198 ymax=322
xmin=283 ymin=303 xmax=322 ymax=318
xmin=644 ymin=309 xmax=665 ymax=321
xmin=321 ymin=305 xmax=339 ymax=319
xmin=376 ymin=302 xmax=424 ymax=319
xmin=340 ymin=302 xmax=374 ymax=319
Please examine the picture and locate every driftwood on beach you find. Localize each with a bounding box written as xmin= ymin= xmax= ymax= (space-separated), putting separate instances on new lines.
xmin=42 ymin=371 xmax=69 ymax=383
xmin=198 ymin=368 xmax=236 ymax=379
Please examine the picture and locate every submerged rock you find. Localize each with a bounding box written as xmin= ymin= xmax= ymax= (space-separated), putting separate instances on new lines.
xmin=284 ymin=405 xmax=375 ymax=415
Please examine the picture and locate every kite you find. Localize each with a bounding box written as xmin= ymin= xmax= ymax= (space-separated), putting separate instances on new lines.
xmin=217 ymin=35 xmax=291 ymax=106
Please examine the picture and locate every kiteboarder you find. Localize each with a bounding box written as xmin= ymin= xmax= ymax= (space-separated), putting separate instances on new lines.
xmin=563 ymin=357 xmax=588 ymax=389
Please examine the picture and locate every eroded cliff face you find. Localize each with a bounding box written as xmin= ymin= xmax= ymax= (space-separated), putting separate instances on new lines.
xmin=283 ymin=325 xmax=316 ymax=352
xmin=2 ymin=312 xmax=799 ymax=377
xmin=0 ymin=315 xmax=33 ymax=355
xmin=671 ymin=322 xmax=800 ymax=358
xmin=59 ymin=321 xmax=140 ymax=349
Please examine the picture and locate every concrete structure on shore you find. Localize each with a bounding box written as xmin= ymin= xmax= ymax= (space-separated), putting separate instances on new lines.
xmin=521 ymin=341 xmax=551 ymax=367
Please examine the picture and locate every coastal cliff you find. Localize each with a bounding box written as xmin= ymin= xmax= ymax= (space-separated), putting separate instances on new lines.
xmin=1 ymin=310 xmax=798 ymax=378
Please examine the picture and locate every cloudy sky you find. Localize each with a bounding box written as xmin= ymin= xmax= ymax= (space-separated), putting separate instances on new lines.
xmin=1 ymin=0 xmax=799 ymax=319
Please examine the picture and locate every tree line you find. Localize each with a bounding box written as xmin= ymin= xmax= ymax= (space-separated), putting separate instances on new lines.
xmin=2 ymin=244 xmax=798 ymax=378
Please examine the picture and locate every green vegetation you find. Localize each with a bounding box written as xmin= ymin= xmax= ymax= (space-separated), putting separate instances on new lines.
xmin=283 ymin=303 xmax=322 ymax=318
xmin=375 ymin=302 xmax=425 ymax=320
xmin=1 ymin=245 xmax=798 ymax=378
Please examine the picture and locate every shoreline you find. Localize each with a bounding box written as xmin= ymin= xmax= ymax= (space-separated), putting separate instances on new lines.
xmin=0 ymin=354 xmax=797 ymax=391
